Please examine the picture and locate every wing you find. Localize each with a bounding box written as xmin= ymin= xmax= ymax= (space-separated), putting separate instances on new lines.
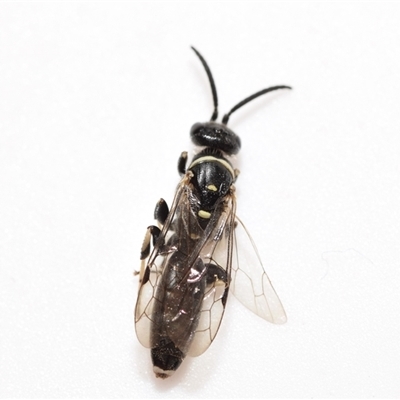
xmin=187 ymin=193 xmax=236 ymax=357
xmin=230 ymin=216 xmax=287 ymax=324
xmin=134 ymin=177 xmax=188 ymax=348
xmin=135 ymin=175 xmax=235 ymax=355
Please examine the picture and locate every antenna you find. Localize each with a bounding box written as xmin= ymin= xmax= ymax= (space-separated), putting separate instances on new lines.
xmin=222 ymin=85 xmax=292 ymax=125
xmin=191 ymin=46 xmax=219 ymax=122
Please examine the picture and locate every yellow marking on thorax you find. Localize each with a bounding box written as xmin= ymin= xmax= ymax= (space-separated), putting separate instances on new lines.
xmin=189 ymin=156 xmax=235 ymax=179
xmin=207 ymin=184 xmax=218 ymax=192
xmin=198 ymin=210 xmax=211 ymax=219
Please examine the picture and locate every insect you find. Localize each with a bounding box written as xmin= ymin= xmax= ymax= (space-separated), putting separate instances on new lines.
xmin=135 ymin=47 xmax=290 ymax=379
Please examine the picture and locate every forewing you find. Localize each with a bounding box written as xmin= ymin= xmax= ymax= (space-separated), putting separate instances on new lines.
xmin=135 ymin=180 xmax=237 ymax=356
xmin=134 ymin=180 xmax=187 ymax=348
xmin=188 ymin=194 xmax=236 ymax=357
xmin=231 ymin=217 xmax=287 ymax=324
xmin=134 ymin=257 xmax=164 ymax=348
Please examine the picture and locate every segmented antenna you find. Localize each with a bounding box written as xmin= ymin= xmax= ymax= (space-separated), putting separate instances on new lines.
xmin=191 ymin=46 xmax=219 ymax=122
xmin=222 ymin=85 xmax=292 ymax=125
xmin=222 ymin=85 xmax=291 ymax=125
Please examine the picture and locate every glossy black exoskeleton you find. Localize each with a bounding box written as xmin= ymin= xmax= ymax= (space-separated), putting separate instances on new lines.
xmin=135 ymin=47 xmax=290 ymax=379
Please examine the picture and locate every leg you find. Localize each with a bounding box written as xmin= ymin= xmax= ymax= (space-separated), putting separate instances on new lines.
xmin=177 ymin=151 xmax=188 ymax=176
xmin=206 ymin=263 xmax=228 ymax=306
xmin=206 ymin=263 xmax=227 ymax=285
xmin=154 ymin=198 xmax=169 ymax=226
xmin=135 ymin=225 xmax=161 ymax=283
xmin=140 ymin=225 xmax=161 ymax=260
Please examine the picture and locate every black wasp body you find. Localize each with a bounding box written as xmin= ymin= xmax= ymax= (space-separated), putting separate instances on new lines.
xmin=135 ymin=47 xmax=290 ymax=379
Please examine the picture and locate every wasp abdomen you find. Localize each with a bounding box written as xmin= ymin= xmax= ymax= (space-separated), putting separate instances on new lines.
xmin=150 ymin=254 xmax=206 ymax=378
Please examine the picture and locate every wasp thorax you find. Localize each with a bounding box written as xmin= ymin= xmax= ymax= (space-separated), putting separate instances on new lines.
xmin=190 ymin=122 xmax=241 ymax=155
xmin=189 ymin=157 xmax=233 ymax=213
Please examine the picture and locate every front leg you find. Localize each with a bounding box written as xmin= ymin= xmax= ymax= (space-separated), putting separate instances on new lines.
xmin=177 ymin=151 xmax=188 ymax=176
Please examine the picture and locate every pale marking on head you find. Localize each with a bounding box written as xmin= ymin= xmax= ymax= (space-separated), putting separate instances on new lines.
xmin=207 ymin=184 xmax=218 ymax=192
xmin=198 ymin=209 xmax=211 ymax=219
xmin=188 ymin=156 xmax=235 ymax=179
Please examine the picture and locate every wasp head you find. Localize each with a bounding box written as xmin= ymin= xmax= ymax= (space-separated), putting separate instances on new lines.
xmin=190 ymin=122 xmax=241 ymax=156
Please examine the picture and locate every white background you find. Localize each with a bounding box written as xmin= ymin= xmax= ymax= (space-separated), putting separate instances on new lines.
xmin=1 ymin=2 xmax=400 ymax=398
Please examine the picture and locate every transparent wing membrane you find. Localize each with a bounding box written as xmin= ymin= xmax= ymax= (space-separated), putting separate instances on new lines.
xmin=231 ymin=217 xmax=287 ymax=324
xmin=135 ymin=175 xmax=286 ymax=363
xmin=188 ymin=197 xmax=235 ymax=356
xmin=135 ymin=176 xmax=235 ymax=356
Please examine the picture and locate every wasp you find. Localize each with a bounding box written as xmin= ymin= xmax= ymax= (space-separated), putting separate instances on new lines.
xmin=135 ymin=47 xmax=290 ymax=379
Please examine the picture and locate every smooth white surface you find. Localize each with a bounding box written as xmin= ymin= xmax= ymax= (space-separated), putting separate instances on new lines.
xmin=1 ymin=2 xmax=400 ymax=398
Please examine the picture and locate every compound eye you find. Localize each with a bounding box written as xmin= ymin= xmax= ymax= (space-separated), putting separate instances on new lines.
xmin=190 ymin=122 xmax=241 ymax=155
